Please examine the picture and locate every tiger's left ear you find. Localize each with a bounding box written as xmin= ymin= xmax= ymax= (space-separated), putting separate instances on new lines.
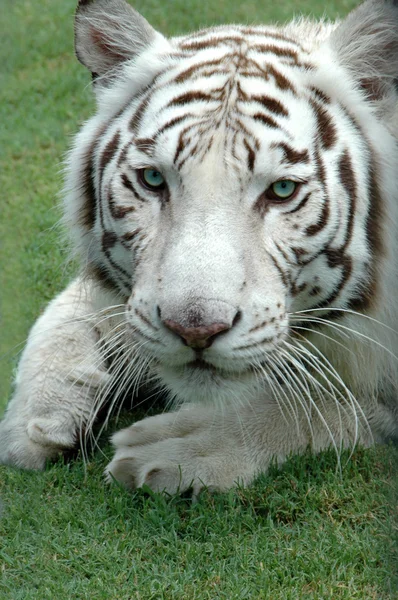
xmin=328 ymin=0 xmax=398 ymax=100
xmin=75 ymin=0 xmax=167 ymax=85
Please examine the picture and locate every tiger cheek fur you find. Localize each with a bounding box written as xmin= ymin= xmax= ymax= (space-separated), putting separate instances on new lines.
xmin=0 ymin=0 xmax=397 ymax=492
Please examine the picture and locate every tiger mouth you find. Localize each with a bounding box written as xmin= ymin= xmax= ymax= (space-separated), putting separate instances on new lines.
xmin=185 ymin=358 xmax=256 ymax=381
xmin=187 ymin=358 xmax=217 ymax=372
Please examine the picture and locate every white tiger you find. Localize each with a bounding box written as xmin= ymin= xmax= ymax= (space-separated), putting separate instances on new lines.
xmin=0 ymin=0 xmax=397 ymax=495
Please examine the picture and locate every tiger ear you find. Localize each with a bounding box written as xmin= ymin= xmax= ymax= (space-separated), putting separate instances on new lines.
xmin=327 ymin=0 xmax=398 ymax=100
xmin=75 ymin=0 xmax=164 ymax=84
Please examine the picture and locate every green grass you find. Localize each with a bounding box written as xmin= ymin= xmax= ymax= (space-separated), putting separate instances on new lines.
xmin=0 ymin=0 xmax=397 ymax=598
xmin=1 ymin=442 xmax=397 ymax=599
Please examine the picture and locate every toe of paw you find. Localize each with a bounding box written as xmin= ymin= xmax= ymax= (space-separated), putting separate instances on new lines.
xmin=141 ymin=464 xmax=184 ymax=494
xmin=0 ymin=440 xmax=51 ymax=471
xmin=111 ymin=422 xmax=167 ymax=449
xmin=105 ymin=457 xmax=138 ymax=490
xmin=105 ymin=458 xmax=187 ymax=495
xmin=27 ymin=418 xmax=76 ymax=448
xmin=111 ymin=427 xmax=139 ymax=449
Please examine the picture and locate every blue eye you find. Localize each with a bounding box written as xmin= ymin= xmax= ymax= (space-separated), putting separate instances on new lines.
xmin=140 ymin=168 xmax=165 ymax=190
xmin=270 ymin=180 xmax=297 ymax=200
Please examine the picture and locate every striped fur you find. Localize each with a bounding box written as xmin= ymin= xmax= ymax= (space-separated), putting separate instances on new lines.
xmin=0 ymin=0 xmax=397 ymax=492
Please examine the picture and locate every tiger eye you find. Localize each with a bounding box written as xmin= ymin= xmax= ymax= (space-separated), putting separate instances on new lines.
xmin=270 ymin=180 xmax=297 ymax=200
xmin=139 ymin=168 xmax=166 ymax=190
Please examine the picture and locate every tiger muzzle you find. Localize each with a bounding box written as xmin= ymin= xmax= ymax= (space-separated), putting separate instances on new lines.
xmin=158 ymin=302 xmax=241 ymax=348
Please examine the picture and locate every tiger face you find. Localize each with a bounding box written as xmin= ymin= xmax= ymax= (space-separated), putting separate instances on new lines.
xmin=67 ymin=0 xmax=397 ymax=404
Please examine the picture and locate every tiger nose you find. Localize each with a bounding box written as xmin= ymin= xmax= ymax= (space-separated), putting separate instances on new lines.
xmin=162 ymin=319 xmax=233 ymax=349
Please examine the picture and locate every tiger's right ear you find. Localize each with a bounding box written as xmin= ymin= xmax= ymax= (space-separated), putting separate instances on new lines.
xmin=75 ymin=0 xmax=166 ymax=84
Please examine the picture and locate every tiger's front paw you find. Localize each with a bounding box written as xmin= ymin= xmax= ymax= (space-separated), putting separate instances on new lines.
xmin=105 ymin=409 xmax=256 ymax=495
xmin=0 ymin=415 xmax=77 ymax=470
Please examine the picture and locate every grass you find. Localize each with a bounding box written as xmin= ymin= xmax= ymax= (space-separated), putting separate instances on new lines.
xmin=0 ymin=0 xmax=397 ymax=598
xmin=1 ymin=441 xmax=397 ymax=599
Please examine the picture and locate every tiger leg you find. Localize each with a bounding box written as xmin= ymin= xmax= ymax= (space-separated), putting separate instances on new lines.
xmin=0 ymin=278 xmax=111 ymax=470
xmin=105 ymin=396 xmax=373 ymax=495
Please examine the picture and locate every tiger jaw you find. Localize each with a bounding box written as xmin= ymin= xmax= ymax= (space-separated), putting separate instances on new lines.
xmin=154 ymin=357 xmax=264 ymax=405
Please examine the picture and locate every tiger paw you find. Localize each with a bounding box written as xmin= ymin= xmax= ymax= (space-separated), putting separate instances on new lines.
xmin=105 ymin=409 xmax=257 ymax=495
xmin=0 ymin=415 xmax=77 ymax=470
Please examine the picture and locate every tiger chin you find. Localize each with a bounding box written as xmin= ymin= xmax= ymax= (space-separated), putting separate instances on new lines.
xmin=1 ymin=0 xmax=398 ymax=496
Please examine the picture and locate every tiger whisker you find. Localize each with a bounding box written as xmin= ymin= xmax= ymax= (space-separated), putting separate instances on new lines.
xmin=260 ymin=355 xmax=300 ymax=423
xmin=290 ymin=307 xmax=398 ymax=336
xmin=288 ymin=324 xmax=356 ymax=354
xmin=282 ymin=341 xmax=354 ymax=450
xmin=286 ymin=333 xmax=373 ymax=449
xmin=253 ymin=358 xmax=299 ymax=430
xmin=290 ymin=316 xmax=398 ymax=361
xmin=266 ymin=352 xmax=317 ymax=444
xmin=275 ymin=347 xmax=342 ymax=466
xmin=72 ymin=331 xmax=152 ymax=462
xmin=288 ymin=333 xmax=373 ymax=449
xmin=289 ymin=315 xmax=351 ymax=340
xmin=91 ymin=340 xmax=154 ymax=446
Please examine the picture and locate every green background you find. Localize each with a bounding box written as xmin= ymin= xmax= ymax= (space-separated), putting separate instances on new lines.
xmin=0 ymin=1 xmax=396 ymax=598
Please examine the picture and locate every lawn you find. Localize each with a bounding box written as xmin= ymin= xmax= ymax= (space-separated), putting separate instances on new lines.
xmin=0 ymin=0 xmax=397 ymax=598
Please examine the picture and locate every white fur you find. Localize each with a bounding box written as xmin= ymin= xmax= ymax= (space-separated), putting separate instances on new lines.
xmin=1 ymin=1 xmax=397 ymax=494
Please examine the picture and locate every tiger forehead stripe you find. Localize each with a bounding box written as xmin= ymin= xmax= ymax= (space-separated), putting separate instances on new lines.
xmin=240 ymin=28 xmax=304 ymax=47
xmin=271 ymin=142 xmax=310 ymax=165
xmin=266 ymin=65 xmax=296 ymax=94
xmin=243 ymin=139 xmax=256 ymax=172
xmin=134 ymin=137 xmax=156 ymax=156
xmin=310 ymin=100 xmax=337 ymax=150
xmin=155 ymin=114 xmax=197 ymax=139
xmin=168 ymin=91 xmax=215 ymax=107
xmin=174 ymin=58 xmax=225 ymax=83
xmin=249 ymin=95 xmax=289 ymax=117
xmin=179 ymin=36 xmax=303 ymax=59
xmin=252 ymin=113 xmax=280 ymax=130
xmin=181 ymin=25 xmax=304 ymax=48
xmin=179 ymin=37 xmax=245 ymax=51
xmin=249 ymin=44 xmax=300 ymax=63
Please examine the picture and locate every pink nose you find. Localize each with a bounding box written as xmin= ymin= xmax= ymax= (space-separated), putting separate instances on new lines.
xmin=163 ymin=320 xmax=232 ymax=349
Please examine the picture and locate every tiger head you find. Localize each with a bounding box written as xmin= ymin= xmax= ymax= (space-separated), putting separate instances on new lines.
xmin=65 ymin=0 xmax=398 ymax=403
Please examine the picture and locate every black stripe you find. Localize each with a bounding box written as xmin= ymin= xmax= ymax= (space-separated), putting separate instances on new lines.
xmin=175 ymin=59 xmax=225 ymax=83
xmin=305 ymin=148 xmax=328 ymax=236
xmin=269 ymin=253 xmax=289 ymax=288
xmin=244 ymin=139 xmax=256 ymax=171
xmin=108 ymin=187 xmax=135 ymax=220
xmin=99 ymin=130 xmax=121 ymax=179
xmin=250 ymin=95 xmax=289 ymax=117
xmin=272 ymin=142 xmax=310 ymax=165
xmin=252 ymin=112 xmax=280 ymax=129
xmin=267 ymin=65 xmax=296 ymax=93
xmin=121 ymin=173 xmax=146 ymax=203
xmin=168 ymin=91 xmax=214 ymax=107
xmin=286 ymin=192 xmax=311 ymax=214
xmin=311 ymin=100 xmax=337 ymax=150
